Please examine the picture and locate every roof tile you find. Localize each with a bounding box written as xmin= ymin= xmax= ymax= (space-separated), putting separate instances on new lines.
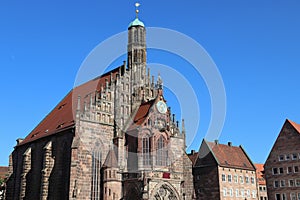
xmin=206 ymin=141 xmax=255 ymax=170
xmin=255 ymin=163 xmax=266 ymax=185
xmin=19 ymin=67 xmax=122 ymax=146
xmin=288 ymin=119 xmax=300 ymax=133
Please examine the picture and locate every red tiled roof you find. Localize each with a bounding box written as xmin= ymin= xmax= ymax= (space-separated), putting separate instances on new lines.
xmin=188 ymin=152 xmax=198 ymax=165
xmin=255 ymin=163 xmax=266 ymax=185
xmin=133 ymin=100 xmax=155 ymax=125
xmin=0 ymin=166 xmax=8 ymax=179
xmin=206 ymin=141 xmax=255 ymax=170
xmin=127 ymin=100 xmax=155 ymax=131
xmin=19 ymin=67 xmax=122 ymax=146
xmin=288 ymin=119 xmax=300 ymax=133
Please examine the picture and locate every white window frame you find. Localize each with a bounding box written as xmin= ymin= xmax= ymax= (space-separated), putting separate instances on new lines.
xmin=282 ymin=193 xmax=286 ymax=200
xmin=229 ymin=188 xmax=233 ymax=197
xmin=287 ymin=166 xmax=293 ymax=174
xmin=289 ymin=179 xmax=295 ymax=187
xmin=294 ymin=166 xmax=299 ymax=173
xmin=223 ymin=188 xmax=227 ymax=197
xmin=292 ymin=153 xmax=298 ymax=160
xmin=235 ymin=189 xmax=239 ymax=197
xmin=222 ymin=174 xmax=226 ymax=182
xmin=240 ymin=189 xmax=245 ymax=198
xmin=234 ymin=175 xmax=238 ymax=183
xmin=274 ymin=180 xmax=279 ymax=188
xmin=273 ymin=167 xmax=278 ymax=175
xmin=279 ymin=154 xmax=285 ymax=161
xmin=240 ymin=175 xmax=244 ymax=184
xmin=245 ymin=176 xmax=249 ymax=184
xmin=280 ymin=179 xmax=285 ymax=187
xmin=279 ymin=167 xmax=284 ymax=174
xmin=296 ymin=179 xmax=300 ymax=186
xmin=246 ymin=189 xmax=250 ymax=197
xmin=228 ymin=174 xmax=232 ymax=183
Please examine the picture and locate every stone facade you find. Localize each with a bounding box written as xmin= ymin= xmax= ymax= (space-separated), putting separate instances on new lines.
xmin=6 ymin=130 xmax=73 ymax=200
xmin=264 ymin=119 xmax=300 ymax=200
xmin=6 ymin=13 xmax=194 ymax=200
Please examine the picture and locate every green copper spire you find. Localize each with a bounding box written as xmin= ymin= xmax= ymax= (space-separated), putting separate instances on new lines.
xmin=128 ymin=2 xmax=145 ymax=28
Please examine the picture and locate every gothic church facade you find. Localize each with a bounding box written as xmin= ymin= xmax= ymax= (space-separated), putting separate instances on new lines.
xmin=6 ymin=12 xmax=194 ymax=200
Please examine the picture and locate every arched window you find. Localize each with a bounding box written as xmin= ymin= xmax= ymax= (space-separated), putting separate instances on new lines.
xmin=142 ymin=136 xmax=150 ymax=166
xmin=91 ymin=148 xmax=101 ymax=200
xmin=156 ymin=136 xmax=167 ymax=166
xmin=134 ymin=30 xmax=138 ymax=42
xmin=141 ymin=50 xmax=145 ymax=63
xmin=121 ymin=94 xmax=124 ymax=103
xmin=133 ymin=50 xmax=138 ymax=63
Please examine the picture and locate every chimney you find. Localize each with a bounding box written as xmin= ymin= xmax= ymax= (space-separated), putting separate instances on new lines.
xmin=228 ymin=142 xmax=232 ymax=146
xmin=214 ymin=140 xmax=219 ymax=145
xmin=191 ymin=150 xmax=196 ymax=155
xmin=16 ymin=138 xmax=24 ymax=145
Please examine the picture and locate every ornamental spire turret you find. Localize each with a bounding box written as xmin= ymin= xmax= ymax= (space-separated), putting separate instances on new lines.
xmin=128 ymin=2 xmax=147 ymax=93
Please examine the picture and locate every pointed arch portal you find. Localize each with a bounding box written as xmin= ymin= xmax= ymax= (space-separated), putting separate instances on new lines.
xmin=150 ymin=182 xmax=180 ymax=200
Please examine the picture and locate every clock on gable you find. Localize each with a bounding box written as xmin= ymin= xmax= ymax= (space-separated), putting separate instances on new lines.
xmin=156 ymin=100 xmax=167 ymax=114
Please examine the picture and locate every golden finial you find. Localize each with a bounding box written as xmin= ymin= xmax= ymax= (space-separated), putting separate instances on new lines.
xmin=135 ymin=2 xmax=140 ymax=18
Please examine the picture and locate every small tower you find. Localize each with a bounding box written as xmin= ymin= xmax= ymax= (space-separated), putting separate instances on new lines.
xmin=128 ymin=3 xmax=147 ymax=89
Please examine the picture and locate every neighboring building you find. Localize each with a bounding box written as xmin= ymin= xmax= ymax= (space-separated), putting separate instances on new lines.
xmin=264 ymin=119 xmax=300 ymax=200
xmin=0 ymin=167 xmax=8 ymax=181
xmin=0 ymin=166 xmax=8 ymax=200
xmin=255 ymin=164 xmax=268 ymax=200
xmin=192 ymin=140 xmax=258 ymax=200
xmin=6 ymin=7 xmax=194 ymax=200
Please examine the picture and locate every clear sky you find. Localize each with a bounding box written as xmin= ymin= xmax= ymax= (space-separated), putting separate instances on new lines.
xmin=1 ymin=0 xmax=300 ymax=166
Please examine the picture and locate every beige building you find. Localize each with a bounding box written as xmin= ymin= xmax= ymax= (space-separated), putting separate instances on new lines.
xmin=255 ymin=164 xmax=268 ymax=200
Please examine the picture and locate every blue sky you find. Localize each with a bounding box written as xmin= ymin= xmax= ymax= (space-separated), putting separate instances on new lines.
xmin=1 ymin=0 xmax=300 ymax=166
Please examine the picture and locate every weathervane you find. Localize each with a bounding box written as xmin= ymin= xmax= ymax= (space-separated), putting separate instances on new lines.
xmin=135 ymin=2 xmax=140 ymax=18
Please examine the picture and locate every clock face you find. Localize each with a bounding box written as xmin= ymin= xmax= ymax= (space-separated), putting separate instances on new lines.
xmin=156 ymin=101 xmax=167 ymax=114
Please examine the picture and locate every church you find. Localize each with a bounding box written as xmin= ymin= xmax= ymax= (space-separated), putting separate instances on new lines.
xmin=6 ymin=5 xmax=194 ymax=200
xmin=5 ymin=4 xmax=259 ymax=200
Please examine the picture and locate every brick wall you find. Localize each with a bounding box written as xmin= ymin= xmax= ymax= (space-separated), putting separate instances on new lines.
xmin=193 ymin=164 xmax=220 ymax=200
xmin=265 ymin=121 xmax=300 ymax=199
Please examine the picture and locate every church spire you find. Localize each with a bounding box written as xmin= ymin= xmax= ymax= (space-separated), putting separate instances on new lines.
xmin=127 ymin=2 xmax=146 ymax=89
xmin=128 ymin=2 xmax=144 ymax=28
xmin=135 ymin=2 xmax=140 ymax=19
